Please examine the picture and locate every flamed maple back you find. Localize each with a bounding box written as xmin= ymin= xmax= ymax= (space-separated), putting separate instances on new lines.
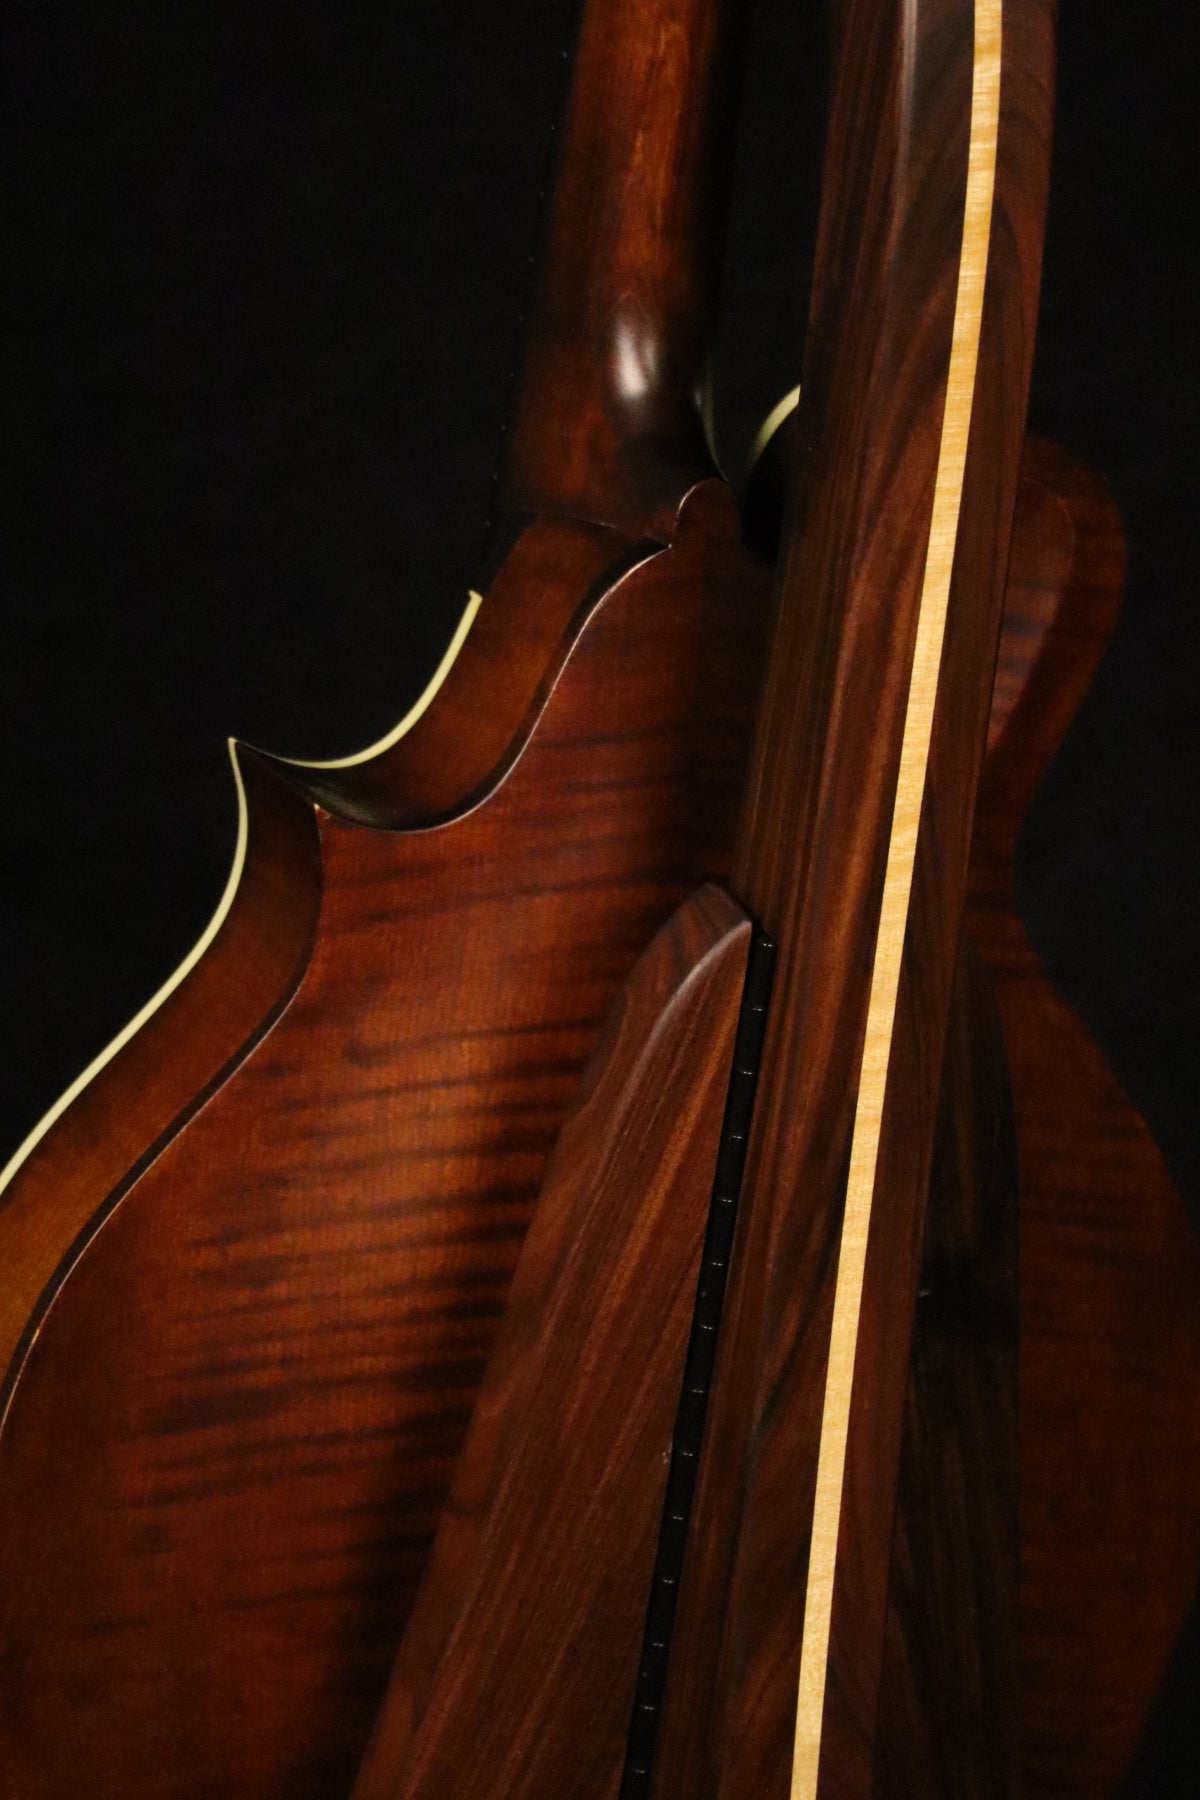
xmin=0 ymin=2 xmax=767 ymax=1796
xmin=655 ymin=1 xmax=1053 ymax=1791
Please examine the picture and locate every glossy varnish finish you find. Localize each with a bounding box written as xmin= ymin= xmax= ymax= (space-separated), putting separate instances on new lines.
xmin=969 ymin=439 xmax=1200 ymax=1797
xmin=0 ymin=486 xmax=769 ymax=1800
xmin=353 ymin=887 xmax=751 ymax=1800
xmin=502 ymin=0 xmax=749 ymax=538
xmin=0 ymin=751 xmax=322 ymax=1402
xmin=872 ymin=935 xmax=1019 ymax=1800
xmin=3 ymin=0 xmax=1196 ymax=1789
xmin=336 ymin=424 xmax=1196 ymax=1800
xmin=652 ymin=2 xmax=1053 ymax=1794
xmin=692 ymin=427 xmax=1200 ymax=1796
xmin=0 ymin=0 xmax=764 ymax=1788
xmin=792 ymin=7 xmax=1003 ymax=1782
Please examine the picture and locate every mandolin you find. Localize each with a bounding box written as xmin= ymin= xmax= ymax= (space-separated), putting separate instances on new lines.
xmin=1 ymin=0 xmax=1196 ymax=1796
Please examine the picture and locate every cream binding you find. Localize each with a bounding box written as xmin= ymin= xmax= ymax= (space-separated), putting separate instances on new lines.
xmin=0 ymin=589 xmax=484 ymax=1203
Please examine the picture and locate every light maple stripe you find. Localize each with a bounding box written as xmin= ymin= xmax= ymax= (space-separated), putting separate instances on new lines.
xmin=789 ymin=5 xmax=1003 ymax=1795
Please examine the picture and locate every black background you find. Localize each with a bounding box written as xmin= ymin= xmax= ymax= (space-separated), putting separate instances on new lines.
xmin=1 ymin=1 xmax=1195 ymax=1787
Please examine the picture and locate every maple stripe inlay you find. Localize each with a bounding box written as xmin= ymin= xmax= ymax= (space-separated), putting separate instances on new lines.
xmin=790 ymin=5 xmax=1004 ymax=1794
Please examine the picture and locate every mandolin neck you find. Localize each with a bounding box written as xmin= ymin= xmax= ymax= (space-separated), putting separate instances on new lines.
xmin=500 ymin=0 xmax=749 ymax=540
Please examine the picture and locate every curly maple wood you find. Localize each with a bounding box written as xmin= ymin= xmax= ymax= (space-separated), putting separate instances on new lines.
xmin=0 ymin=751 xmax=323 ymax=1420
xmin=0 ymin=487 xmax=770 ymax=1800
xmin=0 ymin=0 xmax=762 ymax=1788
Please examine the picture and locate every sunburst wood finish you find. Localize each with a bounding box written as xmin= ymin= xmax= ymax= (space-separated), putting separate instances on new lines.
xmin=0 ymin=752 xmax=323 ymax=1396
xmin=0 ymin=3 xmax=767 ymax=1796
xmin=0 ymin=490 xmax=769 ymax=1800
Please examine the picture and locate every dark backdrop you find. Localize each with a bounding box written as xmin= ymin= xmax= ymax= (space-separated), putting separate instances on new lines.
xmin=1 ymin=1 xmax=1195 ymax=1787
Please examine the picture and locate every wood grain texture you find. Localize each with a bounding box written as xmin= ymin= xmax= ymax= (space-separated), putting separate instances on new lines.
xmin=352 ymin=886 xmax=750 ymax=1800
xmin=699 ymin=420 xmax=1200 ymax=1794
xmin=0 ymin=0 xmax=767 ymax=1786
xmin=1 ymin=0 xmax=1190 ymax=1785
xmin=651 ymin=4 xmax=1053 ymax=1795
xmin=284 ymin=519 xmax=654 ymax=827
xmin=0 ymin=750 xmax=323 ymax=1409
xmin=792 ymin=10 xmax=1002 ymax=1785
xmin=502 ymin=0 xmax=750 ymax=539
xmin=872 ymin=934 xmax=1020 ymax=1800
xmin=968 ymin=437 xmax=1200 ymax=1798
xmin=0 ymin=486 xmax=771 ymax=1800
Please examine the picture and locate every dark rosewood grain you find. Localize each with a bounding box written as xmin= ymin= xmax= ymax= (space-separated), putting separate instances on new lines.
xmin=872 ymin=935 xmax=1020 ymax=1800
xmin=653 ymin=3 xmax=1054 ymax=1794
xmin=970 ymin=439 xmax=1200 ymax=1798
xmin=352 ymin=887 xmax=750 ymax=1800
xmin=621 ymin=926 xmax=776 ymax=1800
